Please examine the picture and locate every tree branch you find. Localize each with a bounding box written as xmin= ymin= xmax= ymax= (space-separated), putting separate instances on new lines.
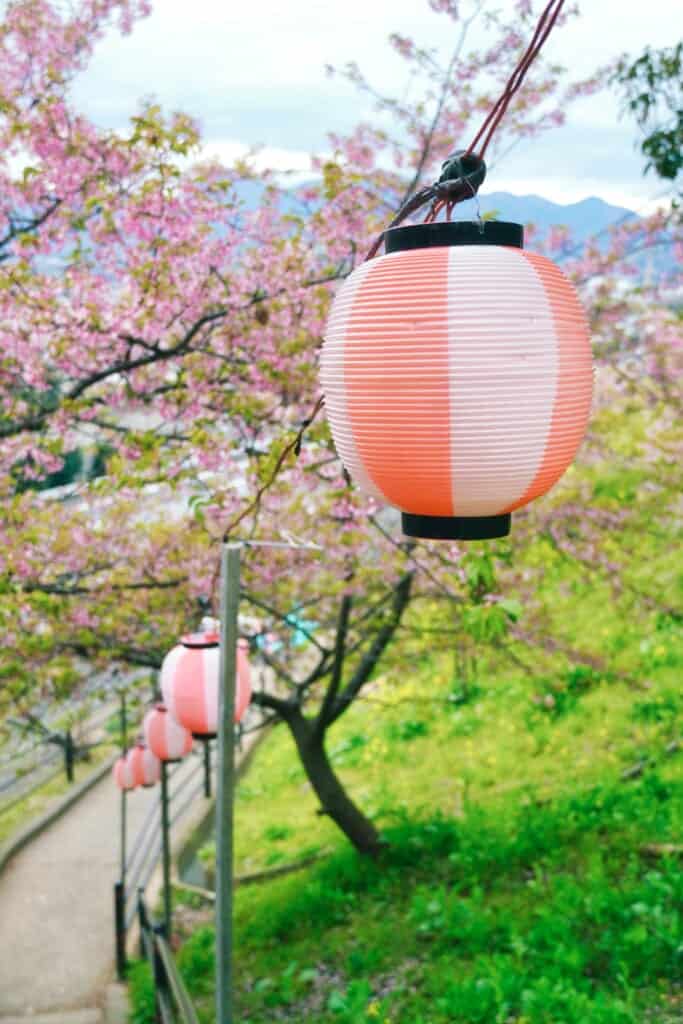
xmin=241 ymin=592 xmax=330 ymax=655
xmin=327 ymin=573 xmax=413 ymax=727
xmin=315 ymin=593 xmax=352 ymax=739
xmin=249 ymin=689 xmax=298 ymax=722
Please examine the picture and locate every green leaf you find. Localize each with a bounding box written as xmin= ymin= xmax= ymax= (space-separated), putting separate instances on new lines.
xmin=499 ymin=598 xmax=523 ymax=622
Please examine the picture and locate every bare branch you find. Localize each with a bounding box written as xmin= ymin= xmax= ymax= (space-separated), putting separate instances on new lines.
xmin=315 ymin=593 xmax=352 ymax=738
xmin=327 ymin=573 xmax=413 ymax=727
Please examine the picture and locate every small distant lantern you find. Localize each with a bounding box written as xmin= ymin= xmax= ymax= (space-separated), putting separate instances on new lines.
xmin=160 ymin=629 xmax=252 ymax=740
xmin=127 ymin=742 xmax=161 ymax=788
xmin=320 ymin=221 xmax=593 ymax=540
xmin=113 ymin=755 xmax=136 ymax=791
xmin=143 ymin=703 xmax=193 ymax=763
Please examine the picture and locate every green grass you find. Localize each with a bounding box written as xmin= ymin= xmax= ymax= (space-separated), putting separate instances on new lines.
xmin=129 ymin=638 xmax=681 ymax=1023
xmin=161 ymin=777 xmax=682 ymax=1024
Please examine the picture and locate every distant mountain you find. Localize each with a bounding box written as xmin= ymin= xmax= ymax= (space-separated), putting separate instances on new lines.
xmin=460 ymin=192 xmax=636 ymax=246
xmin=236 ymin=180 xmax=637 ymax=239
xmin=236 ymin=181 xmax=668 ymax=270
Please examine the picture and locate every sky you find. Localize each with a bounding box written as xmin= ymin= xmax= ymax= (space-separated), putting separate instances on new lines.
xmin=68 ymin=0 xmax=681 ymax=212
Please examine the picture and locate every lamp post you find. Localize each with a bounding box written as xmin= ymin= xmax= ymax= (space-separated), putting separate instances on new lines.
xmin=211 ymin=537 xmax=320 ymax=1022
xmin=119 ymin=692 xmax=128 ymax=885
xmin=203 ymin=739 xmax=212 ymax=799
xmin=143 ymin=705 xmax=193 ymax=941
xmin=216 ymin=543 xmax=240 ymax=1024
xmin=113 ymin=691 xmax=130 ymax=981
xmin=160 ymin=759 xmax=172 ymax=940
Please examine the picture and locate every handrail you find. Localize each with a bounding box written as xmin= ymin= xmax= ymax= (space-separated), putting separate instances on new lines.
xmin=125 ymin=827 xmax=161 ymax=902
xmin=0 ymin=702 xmax=113 ymax=810
xmin=125 ymin=754 xmax=203 ymax=880
xmin=118 ymin=746 xmax=215 ymax=954
xmin=138 ymin=893 xmax=200 ymax=1024
xmin=156 ymin=934 xmax=201 ymax=1024
xmin=123 ymin=773 xmax=207 ymax=926
xmin=125 ymin=762 xmax=181 ymax=858
xmin=125 ymin=843 xmax=161 ymax=928
xmin=0 ymin=759 xmax=64 ymax=817
xmin=125 ymin=801 xmax=161 ymax=874
xmin=124 ymin=757 xmax=203 ymax=893
xmin=170 ymin=777 xmax=205 ymax=830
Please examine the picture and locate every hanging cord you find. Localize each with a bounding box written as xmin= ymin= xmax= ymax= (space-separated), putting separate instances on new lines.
xmin=222 ymin=395 xmax=325 ymax=542
xmin=364 ymin=0 xmax=566 ymax=260
xmin=465 ymin=0 xmax=566 ymax=160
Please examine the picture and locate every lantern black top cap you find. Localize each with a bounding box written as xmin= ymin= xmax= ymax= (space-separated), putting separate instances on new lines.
xmin=385 ymin=219 xmax=523 ymax=252
xmin=181 ymin=629 xmax=219 ymax=650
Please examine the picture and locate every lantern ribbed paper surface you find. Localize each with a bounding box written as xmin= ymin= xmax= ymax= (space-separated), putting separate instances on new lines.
xmin=160 ymin=632 xmax=252 ymax=739
xmin=143 ymin=704 xmax=193 ymax=763
xmin=320 ymin=221 xmax=593 ymax=539
xmin=127 ymin=743 xmax=161 ymax=788
xmin=113 ymin=755 xmax=136 ymax=791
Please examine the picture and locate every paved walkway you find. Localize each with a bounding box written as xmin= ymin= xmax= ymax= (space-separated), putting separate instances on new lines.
xmin=0 ymin=757 xmax=197 ymax=1018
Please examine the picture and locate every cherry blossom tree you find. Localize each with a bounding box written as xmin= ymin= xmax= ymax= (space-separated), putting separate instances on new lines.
xmin=0 ymin=0 xmax=679 ymax=851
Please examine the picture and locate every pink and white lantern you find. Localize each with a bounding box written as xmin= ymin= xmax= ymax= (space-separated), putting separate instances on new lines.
xmin=319 ymin=220 xmax=593 ymax=541
xmin=143 ymin=704 xmax=194 ymax=763
xmin=113 ymin=754 xmax=136 ymax=791
xmin=160 ymin=630 xmax=252 ymax=739
xmin=127 ymin=742 xmax=161 ymax=788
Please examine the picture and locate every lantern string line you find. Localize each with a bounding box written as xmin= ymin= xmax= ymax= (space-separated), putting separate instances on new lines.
xmin=465 ymin=0 xmax=566 ymax=159
xmin=364 ymin=0 xmax=566 ymax=260
xmin=219 ymin=394 xmax=325 ymax=544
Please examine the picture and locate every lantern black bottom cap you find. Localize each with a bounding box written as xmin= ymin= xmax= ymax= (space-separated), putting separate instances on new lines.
xmin=401 ymin=512 xmax=511 ymax=541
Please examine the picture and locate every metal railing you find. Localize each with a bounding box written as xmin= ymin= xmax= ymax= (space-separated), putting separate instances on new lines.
xmin=138 ymin=892 xmax=200 ymax=1024
xmin=0 ymin=702 xmax=116 ymax=817
xmin=122 ymin=754 xmax=205 ymax=927
xmin=114 ymin=748 xmax=209 ymax=977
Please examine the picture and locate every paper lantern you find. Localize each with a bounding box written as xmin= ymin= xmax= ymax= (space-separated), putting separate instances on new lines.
xmin=160 ymin=630 xmax=252 ymax=739
xmin=126 ymin=742 xmax=161 ymax=788
xmin=320 ymin=221 xmax=593 ymax=540
xmin=113 ymin=755 xmax=136 ymax=791
xmin=143 ymin=703 xmax=193 ymax=763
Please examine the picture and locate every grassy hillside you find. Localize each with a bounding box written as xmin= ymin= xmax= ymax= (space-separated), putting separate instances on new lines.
xmin=129 ymin=392 xmax=682 ymax=1023
xmin=129 ymin=646 xmax=681 ymax=1023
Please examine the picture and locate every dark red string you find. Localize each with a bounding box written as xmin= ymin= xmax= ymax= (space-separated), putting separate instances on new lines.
xmin=466 ymin=0 xmax=566 ymax=160
xmin=364 ymin=0 xmax=567 ymax=257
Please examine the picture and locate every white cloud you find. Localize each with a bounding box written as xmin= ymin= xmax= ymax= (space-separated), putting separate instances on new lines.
xmin=199 ymin=140 xmax=317 ymax=180
xmin=60 ymin=0 xmax=683 ymax=205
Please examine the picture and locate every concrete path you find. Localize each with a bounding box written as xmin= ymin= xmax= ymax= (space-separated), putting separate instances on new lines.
xmin=0 ymin=755 xmax=200 ymax=1018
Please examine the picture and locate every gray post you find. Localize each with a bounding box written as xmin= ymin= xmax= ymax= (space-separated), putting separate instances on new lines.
xmin=117 ymin=691 xmax=128 ymax=979
xmin=160 ymin=760 xmax=172 ymax=939
xmin=216 ymin=543 xmax=240 ymax=1024
xmin=64 ymin=730 xmax=75 ymax=783
xmin=114 ymin=881 xmax=127 ymax=980
xmin=203 ymin=739 xmax=212 ymax=799
xmin=120 ymin=692 xmax=128 ymax=885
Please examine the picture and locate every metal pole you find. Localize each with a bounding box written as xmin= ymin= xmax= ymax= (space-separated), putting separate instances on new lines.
xmin=117 ymin=690 xmax=128 ymax=980
xmin=114 ymin=881 xmax=127 ymax=980
xmin=204 ymin=739 xmax=212 ymax=799
xmin=64 ymin=730 xmax=75 ymax=783
xmin=120 ymin=692 xmax=128 ymax=886
xmin=160 ymin=760 xmax=172 ymax=939
xmin=216 ymin=543 xmax=240 ymax=1024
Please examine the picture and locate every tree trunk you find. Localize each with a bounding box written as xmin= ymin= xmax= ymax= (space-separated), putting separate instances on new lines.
xmin=286 ymin=710 xmax=383 ymax=857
